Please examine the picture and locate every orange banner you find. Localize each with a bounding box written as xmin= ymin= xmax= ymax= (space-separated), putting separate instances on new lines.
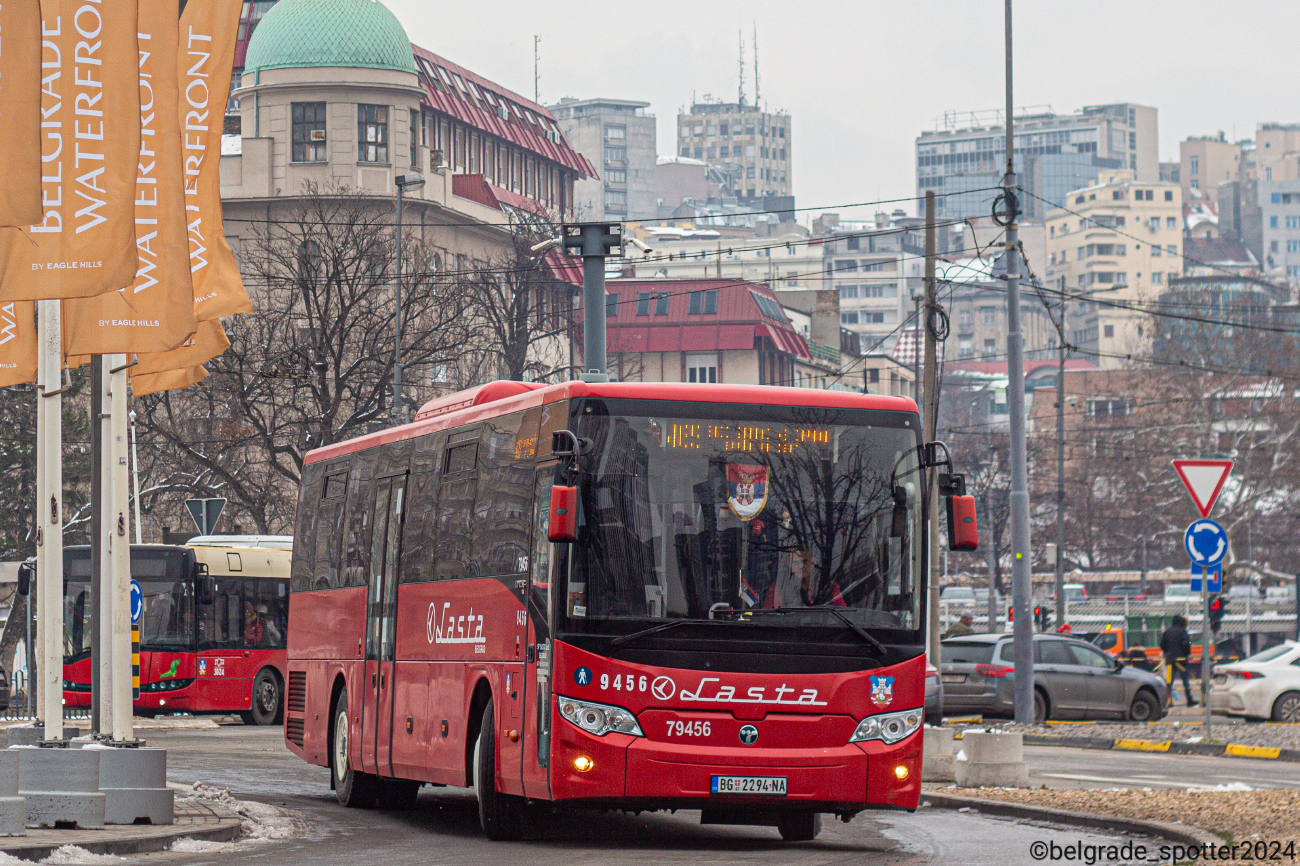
xmin=0 ymin=2 xmax=43 ymax=227
xmin=131 ymin=363 xmax=206 ymax=396
xmin=179 ymin=0 xmax=249 ymax=320
xmin=131 ymin=317 xmax=227 ymax=378
xmin=63 ymin=1 xmax=195 ymax=355
xmin=0 ymin=301 xmax=37 ymax=386
xmin=0 ymin=0 xmax=141 ymax=301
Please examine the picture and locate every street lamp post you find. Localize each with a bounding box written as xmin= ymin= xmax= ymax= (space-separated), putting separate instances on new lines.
xmin=393 ymin=173 xmax=426 ymax=424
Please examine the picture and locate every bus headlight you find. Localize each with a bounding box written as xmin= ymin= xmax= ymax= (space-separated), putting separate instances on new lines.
xmin=557 ymin=696 xmax=644 ymax=737
xmin=849 ymin=708 xmax=922 ymax=745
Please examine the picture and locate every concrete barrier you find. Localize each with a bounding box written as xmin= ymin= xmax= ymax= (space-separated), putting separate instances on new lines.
xmin=0 ymin=751 xmax=25 ymax=835
xmin=6 ymin=726 xmax=81 ymax=747
xmin=16 ymin=747 xmax=105 ymax=829
xmin=95 ymin=746 xmax=174 ymax=826
xmin=953 ymin=730 xmax=1029 ymax=788
xmin=922 ymin=727 xmax=956 ymax=782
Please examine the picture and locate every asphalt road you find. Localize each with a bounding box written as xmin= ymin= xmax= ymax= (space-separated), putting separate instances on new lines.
xmin=95 ymin=726 xmax=1158 ymax=866
xmin=1024 ymin=743 xmax=1300 ymax=790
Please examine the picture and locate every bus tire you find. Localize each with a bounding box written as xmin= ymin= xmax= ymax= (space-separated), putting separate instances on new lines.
xmin=248 ymin=668 xmax=283 ymax=726
xmin=777 ymin=812 xmax=822 ymax=842
xmin=474 ymin=697 xmax=525 ymax=840
xmin=331 ymin=691 xmax=377 ymax=808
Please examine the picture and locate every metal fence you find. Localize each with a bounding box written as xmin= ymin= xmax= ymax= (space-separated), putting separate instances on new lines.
xmin=938 ymin=598 xmax=1298 ymax=638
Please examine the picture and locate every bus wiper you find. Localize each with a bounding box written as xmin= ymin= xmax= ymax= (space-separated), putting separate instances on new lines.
xmin=815 ymin=606 xmax=888 ymax=655
xmin=610 ymin=618 xmax=711 ymax=647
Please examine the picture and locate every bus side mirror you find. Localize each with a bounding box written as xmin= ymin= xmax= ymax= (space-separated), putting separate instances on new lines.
xmin=16 ymin=563 xmax=32 ymax=597
xmin=548 ymin=486 xmax=578 ymax=542
xmin=196 ymin=563 xmax=215 ymax=605
xmin=947 ymin=495 xmax=979 ymax=551
xmin=939 ymin=472 xmax=978 ymax=551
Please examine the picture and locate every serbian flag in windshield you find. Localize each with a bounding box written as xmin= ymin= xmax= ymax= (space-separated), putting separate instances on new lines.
xmin=726 ymin=464 xmax=769 ymax=522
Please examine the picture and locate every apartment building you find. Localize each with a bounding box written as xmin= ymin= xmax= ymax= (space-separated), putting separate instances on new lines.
xmin=550 ymin=97 xmax=657 ymax=220
xmin=677 ymin=100 xmax=792 ymax=199
xmin=1180 ymin=134 xmax=1243 ymax=202
xmin=1044 ymin=170 xmax=1182 ymax=368
xmin=819 ymin=215 xmax=928 ymax=344
xmin=916 ymin=103 xmax=1158 ymax=222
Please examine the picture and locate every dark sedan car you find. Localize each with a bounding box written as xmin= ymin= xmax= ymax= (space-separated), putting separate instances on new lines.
xmin=940 ymin=634 xmax=1167 ymax=722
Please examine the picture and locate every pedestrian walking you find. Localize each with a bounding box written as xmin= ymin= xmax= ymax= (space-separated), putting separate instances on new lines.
xmin=1159 ymin=615 xmax=1197 ymax=707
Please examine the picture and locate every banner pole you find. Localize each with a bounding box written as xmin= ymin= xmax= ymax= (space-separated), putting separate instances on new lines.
xmin=35 ymin=301 xmax=64 ymax=741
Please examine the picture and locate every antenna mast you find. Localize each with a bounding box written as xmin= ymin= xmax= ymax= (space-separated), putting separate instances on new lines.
xmin=753 ymin=23 xmax=760 ymax=108
xmin=737 ymin=31 xmax=745 ymax=107
xmin=534 ymin=35 xmax=540 ymax=103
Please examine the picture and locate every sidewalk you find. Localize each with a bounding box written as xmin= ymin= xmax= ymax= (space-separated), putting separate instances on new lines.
xmin=0 ymin=797 xmax=240 ymax=860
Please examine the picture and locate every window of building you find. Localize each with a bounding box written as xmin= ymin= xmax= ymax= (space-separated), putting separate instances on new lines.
xmin=694 ymin=148 xmax=703 ymax=159
xmin=604 ymin=146 xmax=626 ymax=162
xmin=840 ymin=311 xmax=858 ymax=324
xmin=839 ymin=285 xmax=858 ymax=299
xmin=605 ymin=125 xmax=626 ymax=140
xmin=1272 ymin=240 xmax=1280 ymax=253
xmin=1190 ymin=155 xmax=1199 ymax=175
xmin=357 ymin=104 xmax=388 ymax=163
xmin=292 ymin=102 xmax=327 ymax=162
xmin=654 ymin=292 xmax=669 ymax=315
xmin=1166 ymin=217 xmax=1177 ymax=229
xmin=1164 ymin=190 xmax=1174 ymax=201
xmin=1166 ymin=244 xmax=1176 ymax=255
xmin=868 ymin=368 xmax=880 ymax=384
xmin=1152 ymin=272 xmax=1162 ymax=284
xmin=836 ymin=259 xmax=859 ymax=272
xmin=718 ymin=146 xmax=729 ymax=157
xmin=604 ymin=189 xmax=627 ymax=208
xmin=686 ymin=353 xmax=718 ymax=384
xmin=1103 ymin=324 xmax=1114 ymax=338
xmin=705 ymin=147 xmax=716 ymax=159
xmin=1088 ymin=398 xmax=1129 ymax=418
xmin=779 ymin=148 xmax=786 ymax=160
xmin=745 ymin=145 xmax=755 ymax=157
xmin=719 ymin=123 xmax=729 ymax=135
xmin=680 ymin=146 xmax=689 ymax=157
xmin=980 ymin=306 xmax=996 ymax=325
xmin=606 ymin=293 xmax=618 ymax=318
xmin=982 ymin=338 xmax=996 ymax=356
xmin=1112 ymin=190 xmax=1122 ymax=200
xmin=746 ymin=125 xmax=755 ymax=135
xmin=958 ymin=309 xmax=972 ymax=329
xmin=746 ymin=166 xmax=755 ymax=179
xmin=864 ymin=311 xmax=885 ymax=324
xmin=410 ymin=111 xmax=418 ymax=168
xmin=635 ymin=292 xmax=651 ymax=316
xmin=605 ymin=169 xmax=627 ymax=183
xmin=687 ymin=289 xmax=718 ymax=314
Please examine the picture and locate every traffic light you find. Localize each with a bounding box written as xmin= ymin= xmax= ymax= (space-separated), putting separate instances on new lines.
xmin=1208 ymin=595 xmax=1226 ymax=632
xmin=1033 ymin=605 xmax=1047 ymax=631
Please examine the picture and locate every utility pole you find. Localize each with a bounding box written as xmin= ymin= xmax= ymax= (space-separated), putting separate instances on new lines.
xmin=923 ymin=192 xmax=941 ymax=666
xmin=562 ymin=222 xmax=625 ymax=380
xmin=1055 ymin=302 xmax=1066 ymax=625
xmin=393 ymin=173 xmax=426 ymax=423
xmin=1000 ymin=0 xmax=1036 ymax=724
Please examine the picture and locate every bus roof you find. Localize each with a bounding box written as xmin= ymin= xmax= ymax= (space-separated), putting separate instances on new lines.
xmin=189 ymin=544 xmax=291 ymax=579
xmin=305 ymin=379 xmax=919 ymax=466
xmin=186 ymin=535 xmax=293 ymax=551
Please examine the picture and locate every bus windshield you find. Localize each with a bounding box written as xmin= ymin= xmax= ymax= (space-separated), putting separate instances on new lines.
xmin=567 ymin=399 xmax=924 ymax=636
xmin=63 ymin=548 xmax=197 ymax=659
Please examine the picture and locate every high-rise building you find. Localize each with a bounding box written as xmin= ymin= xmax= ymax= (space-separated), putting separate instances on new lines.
xmin=549 ymin=97 xmax=657 ymax=220
xmin=1179 ymin=134 xmax=1243 ymax=202
xmin=676 ymin=100 xmax=792 ymax=201
xmin=1044 ymin=170 xmax=1182 ymax=368
xmin=916 ymin=103 xmax=1158 ymax=222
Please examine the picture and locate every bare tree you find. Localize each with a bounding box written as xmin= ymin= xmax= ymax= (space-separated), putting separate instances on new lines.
xmin=135 ymin=183 xmax=474 ymax=534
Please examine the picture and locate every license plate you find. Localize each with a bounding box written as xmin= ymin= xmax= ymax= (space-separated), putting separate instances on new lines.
xmin=710 ymin=775 xmax=788 ymax=796
xmin=941 ymin=674 xmax=966 ymax=684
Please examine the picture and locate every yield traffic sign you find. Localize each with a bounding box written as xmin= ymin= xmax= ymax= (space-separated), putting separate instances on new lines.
xmin=1172 ymin=459 xmax=1233 ymax=518
xmin=186 ymin=498 xmax=226 ymax=535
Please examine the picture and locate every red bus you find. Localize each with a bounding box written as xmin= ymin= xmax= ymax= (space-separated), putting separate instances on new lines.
xmin=63 ymin=536 xmax=292 ymax=725
xmin=286 ymin=380 xmax=964 ymax=841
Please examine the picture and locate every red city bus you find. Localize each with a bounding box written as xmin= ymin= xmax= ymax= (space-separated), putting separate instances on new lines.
xmin=285 ymin=380 xmax=971 ymax=841
xmin=62 ymin=537 xmax=292 ymax=724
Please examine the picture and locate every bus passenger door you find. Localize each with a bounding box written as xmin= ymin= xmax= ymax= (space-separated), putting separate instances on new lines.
xmin=361 ymin=478 xmax=405 ymax=777
xmin=520 ymin=465 xmax=556 ymax=799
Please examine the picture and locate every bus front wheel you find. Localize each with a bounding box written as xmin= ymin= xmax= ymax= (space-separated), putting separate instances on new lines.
xmin=474 ymin=697 xmax=526 ymax=840
xmin=242 ymin=668 xmax=283 ymax=726
xmin=331 ymin=691 xmax=377 ymax=808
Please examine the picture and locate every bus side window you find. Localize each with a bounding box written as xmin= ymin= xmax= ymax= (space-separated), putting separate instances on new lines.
xmin=200 ymin=578 xmax=242 ymax=649
xmin=243 ymin=578 xmax=287 ymax=650
xmin=291 ymin=462 xmax=325 ymax=592
xmin=314 ymin=465 xmax=350 ymax=590
xmin=477 ymin=413 xmax=529 ymax=576
xmin=343 ymin=450 xmax=378 ymax=588
xmin=436 ymin=434 xmax=479 ymax=580
xmin=400 ymin=433 xmax=440 ymax=584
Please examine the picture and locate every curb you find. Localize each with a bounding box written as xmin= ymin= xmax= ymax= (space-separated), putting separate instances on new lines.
xmin=921 ymin=790 xmax=1220 ymax=849
xmin=0 ymin=805 xmax=242 ymax=861
xmin=1022 ymin=734 xmax=1300 ymax=762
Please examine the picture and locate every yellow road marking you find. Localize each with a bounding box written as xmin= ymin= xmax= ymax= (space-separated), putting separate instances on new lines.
xmin=1113 ymin=738 xmax=1171 ymax=751
xmin=1224 ymin=744 xmax=1280 ymax=759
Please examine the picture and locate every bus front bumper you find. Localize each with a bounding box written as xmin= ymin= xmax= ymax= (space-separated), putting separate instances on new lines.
xmin=550 ymin=721 xmax=922 ymax=811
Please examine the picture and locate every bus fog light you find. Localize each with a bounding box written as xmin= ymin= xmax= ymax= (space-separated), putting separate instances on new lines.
xmin=572 ymin=755 xmax=594 ymax=773
xmin=557 ymin=696 xmax=644 ymax=737
xmin=893 ymin=764 xmax=909 ymax=781
xmin=849 ymin=708 xmax=922 ymax=745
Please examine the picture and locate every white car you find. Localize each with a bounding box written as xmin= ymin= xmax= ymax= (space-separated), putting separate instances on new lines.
xmin=1210 ymin=641 xmax=1300 ymax=721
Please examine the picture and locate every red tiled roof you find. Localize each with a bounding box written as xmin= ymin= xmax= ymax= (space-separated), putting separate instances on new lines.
xmin=604 ymin=278 xmax=812 ymax=360
xmin=412 ymin=45 xmax=596 ymax=179
xmin=451 ymin=174 xmax=548 ymax=218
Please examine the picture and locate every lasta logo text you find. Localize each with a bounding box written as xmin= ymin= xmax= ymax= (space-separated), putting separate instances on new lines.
xmin=577 ymin=671 xmax=827 ymax=706
xmin=427 ymin=602 xmax=486 ymax=650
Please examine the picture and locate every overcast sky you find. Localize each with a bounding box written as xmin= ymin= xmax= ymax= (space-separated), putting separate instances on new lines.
xmin=385 ymin=0 xmax=1300 ymax=222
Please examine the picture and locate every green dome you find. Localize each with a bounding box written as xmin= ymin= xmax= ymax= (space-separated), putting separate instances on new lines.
xmin=244 ymin=0 xmax=416 ymax=75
